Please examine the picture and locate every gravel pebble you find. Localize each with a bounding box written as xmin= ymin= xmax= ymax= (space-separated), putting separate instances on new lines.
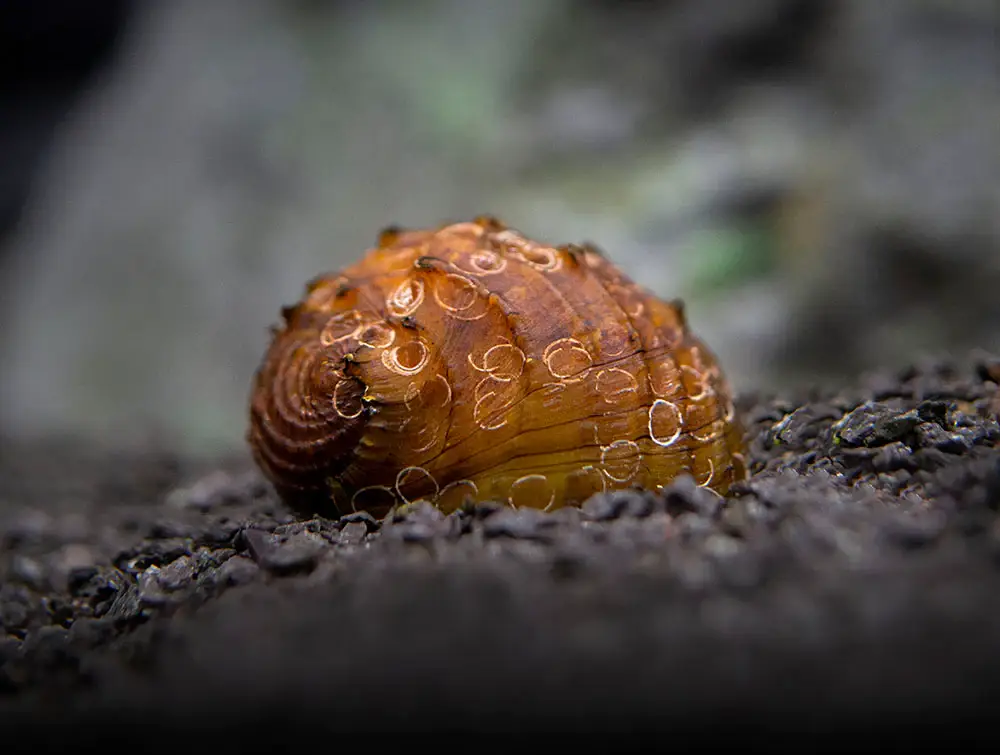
xmin=482 ymin=508 xmax=555 ymax=540
xmin=337 ymin=521 xmax=369 ymax=546
xmin=1 ymin=351 xmax=999 ymax=735
xmin=242 ymin=530 xmax=325 ymax=575
xmin=156 ymin=555 xmax=197 ymax=591
xmin=216 ymin=556 xmax=260 ymax=587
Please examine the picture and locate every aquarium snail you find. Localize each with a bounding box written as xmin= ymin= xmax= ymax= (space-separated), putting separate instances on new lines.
xmin=248 ymin=216 xmax=747 ymax=517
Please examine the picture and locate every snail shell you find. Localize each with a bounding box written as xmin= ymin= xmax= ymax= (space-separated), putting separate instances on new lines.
xmin=248 ymin=216 xmax=747 ymax=516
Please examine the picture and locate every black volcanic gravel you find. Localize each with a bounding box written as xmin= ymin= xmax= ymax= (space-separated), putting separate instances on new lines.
xmin=1 ymin=351 xmax=999 ymax=740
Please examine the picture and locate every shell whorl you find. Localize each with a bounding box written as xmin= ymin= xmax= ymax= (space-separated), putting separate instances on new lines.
xmin=248 ymin=216 xmax=747 ymax=516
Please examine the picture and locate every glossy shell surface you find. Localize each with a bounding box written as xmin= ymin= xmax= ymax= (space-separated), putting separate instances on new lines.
xmin=249 ymin=217 xmax=747 ymax=516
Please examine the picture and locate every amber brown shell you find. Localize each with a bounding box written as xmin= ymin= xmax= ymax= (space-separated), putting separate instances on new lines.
xmin=248 ymin=216 xmax=747 ymax=516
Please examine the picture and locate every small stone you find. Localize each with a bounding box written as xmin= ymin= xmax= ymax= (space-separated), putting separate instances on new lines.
xmin=466 ymin=500 xmax=504 ymax=520
xmin=915 ymin=400 xmax=950 ymax=425
xmin=385 ymin=520 xmax=439 ymax=543
xmin=115 ymin=538 xmax=191 ymax=573
xmin=836 ymin=445 xmax=879 ymax=462
xmin=138 ymin=567 xmax=169 ymax=606
xmin=194 ymin=548 xmax=236 ymax=571
xmin=581 ymin=494 xmax=625 ymax=521
xmin=383 ymin=504 xmax=456 ymax=542
xmin=395 ymin=500 xmax=445 ymax=523
xmin=871 ymin=442 xmax=914 ymax=472
xmin=582 ymin=490 xmax=656 ymax=521
xmin=156 ymin=555 xmax=197 ymax=591
xmin=482 ymin=508 xmax=552 ymax=540
xmin=336 ymin=511 xmax=381 ymax=532
xmin=434 ymin=510 xmax=471 ymax=539
xmin=268 ymin=534 xmax=325 ymax=574
xmin=42 ymin=596 xmax=74 ymax=627
xmin=198 ymin=517 xmax=242 ymax=545
xmin=915 ymin=423 xmax=972 ymax=454
xmin=834 ymin=401 xmax=921 ymax=447
xmin=621 ymin=490 xmax=658 ymax=518
xmin=876 ymin=471 xmax=912 ymax=494
xmin=768 ymin=405 xmax=837 ymax=447
xmin=216 ymin=555 xmax=260 ymax=586
xmin=240 ymin=527 xmax=271 ymax=558
xmin=297 ymin=518 xmax=339 ymax=536
xmin=105 ymin=584 xmax=143 ymax=623
xmin=70 ymin=567 xmax=130 ymax=619
xmin=242 ymin=529 xmax=325 ymax=575
xmin=338 ymin=521 xmax=369 ymax=546
xmin=661 ymin=476 xmax=724 ymax=519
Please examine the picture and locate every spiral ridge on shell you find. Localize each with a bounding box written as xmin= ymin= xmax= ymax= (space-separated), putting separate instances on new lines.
xmin=248 ymin=216 xmax=747 ymax=516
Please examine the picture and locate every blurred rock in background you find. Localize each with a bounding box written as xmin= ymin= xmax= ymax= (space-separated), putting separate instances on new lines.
xmin=0 ymin=0 xmax=997 ymax=454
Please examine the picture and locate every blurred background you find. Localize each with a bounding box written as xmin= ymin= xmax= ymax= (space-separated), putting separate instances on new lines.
xmin=0 ymin=0 xmax=997 ymax=456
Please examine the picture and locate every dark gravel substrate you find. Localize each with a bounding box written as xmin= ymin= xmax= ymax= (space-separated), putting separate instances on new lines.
xmin=2 ymin=351 xmax=1000 ymax=741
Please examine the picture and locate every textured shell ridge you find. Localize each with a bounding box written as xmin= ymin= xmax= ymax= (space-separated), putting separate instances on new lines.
xmin=248 ymin=216 xmax=748 ymax=516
